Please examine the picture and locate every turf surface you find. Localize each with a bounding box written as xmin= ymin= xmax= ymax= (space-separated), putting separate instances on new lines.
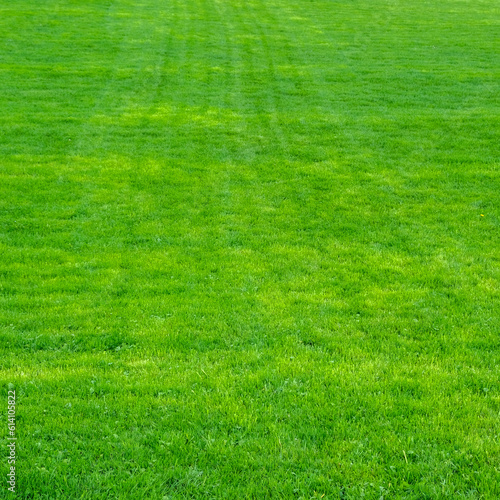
xmin=1 ymin=0 xmax=499 ymax=498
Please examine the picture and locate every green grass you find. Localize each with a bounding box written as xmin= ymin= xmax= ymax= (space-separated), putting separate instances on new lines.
xmin=1 ymin=0 xmax=499 ymax=497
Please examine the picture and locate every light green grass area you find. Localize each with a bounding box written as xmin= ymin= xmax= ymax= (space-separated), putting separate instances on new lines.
xmin=1 ymin=0 xmax=499 ymax=498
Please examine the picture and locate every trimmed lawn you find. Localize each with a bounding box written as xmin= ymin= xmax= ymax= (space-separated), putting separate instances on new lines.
xmin=1 ymin=0 xmax=499 ymax=498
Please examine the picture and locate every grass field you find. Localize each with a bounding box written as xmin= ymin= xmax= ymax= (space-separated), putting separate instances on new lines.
xmin=1 ymin=0 xmax=499 ymax=498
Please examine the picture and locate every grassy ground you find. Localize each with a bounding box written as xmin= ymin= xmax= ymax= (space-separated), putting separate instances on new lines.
xmin=1 ymin=0 xmax=499 ymax=498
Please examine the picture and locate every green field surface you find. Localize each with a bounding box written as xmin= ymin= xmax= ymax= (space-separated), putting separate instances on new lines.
xmin=1 ymin=0 xmax=499 ymax=498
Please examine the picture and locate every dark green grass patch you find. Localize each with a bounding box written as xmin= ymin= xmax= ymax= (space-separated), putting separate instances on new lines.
xmin=1 ymin=0 xmax=499 ymax=498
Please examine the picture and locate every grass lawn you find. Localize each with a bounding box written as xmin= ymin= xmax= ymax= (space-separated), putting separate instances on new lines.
xmin=1 ymin=0 xmax=499 ymax=497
